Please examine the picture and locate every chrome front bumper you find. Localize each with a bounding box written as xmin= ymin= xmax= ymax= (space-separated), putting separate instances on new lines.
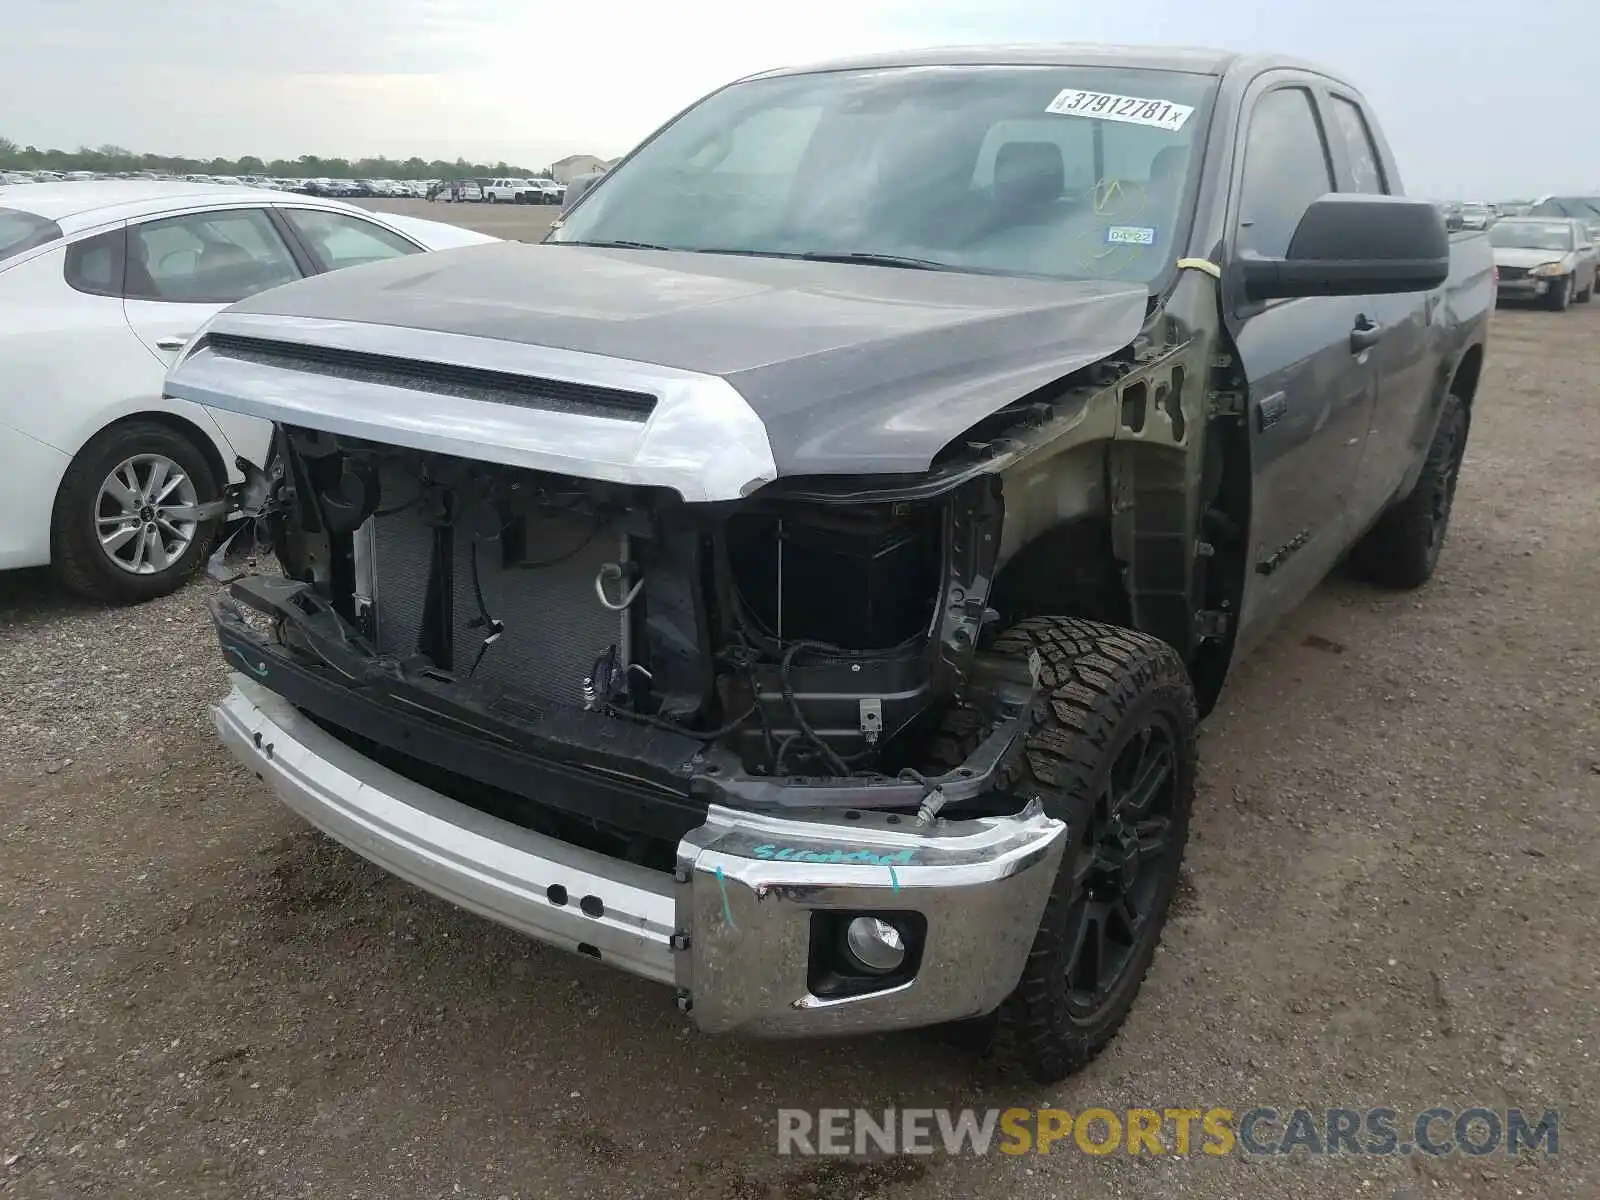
xmin=214 ymin=676 xmax=1068 ymax=1036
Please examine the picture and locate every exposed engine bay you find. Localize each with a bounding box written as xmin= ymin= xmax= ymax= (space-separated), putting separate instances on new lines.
xmin=212 ymin=424 xmax=1048 ymax=864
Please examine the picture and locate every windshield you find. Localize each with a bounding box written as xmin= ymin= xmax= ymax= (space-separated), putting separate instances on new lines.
xmin=1489 ymin=221 xmax=1574 ymax=251
xmin=551 ymin=64 xmax=1217 ymax=285
xmin=0 ymin=207 xmax=64 ymax=266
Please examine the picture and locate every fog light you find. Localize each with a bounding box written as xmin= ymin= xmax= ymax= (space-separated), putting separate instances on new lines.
xmin=844 ymin=917 xmax=906 ymax=973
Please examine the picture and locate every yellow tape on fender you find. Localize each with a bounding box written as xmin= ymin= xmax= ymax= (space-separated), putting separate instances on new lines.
xmin=1176 ymin=257 xmax=1222 ymax=279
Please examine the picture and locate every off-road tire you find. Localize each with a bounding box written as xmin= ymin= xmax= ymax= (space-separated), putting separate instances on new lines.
xmin=50 ymin=421 xmax=220 ymax=604
xmin=956 ymin=616 xmax=1198 ymax=1083
xmin=1349 ymin=392 xmax=1467 ymax=589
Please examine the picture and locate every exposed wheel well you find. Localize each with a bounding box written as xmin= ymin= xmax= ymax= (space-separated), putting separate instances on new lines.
xmin=1450 ymin=343 xmax=1484 ymax=409
xmin=987 ymin=517 xmax=1130 ymax=630
xmin=70 ymin=412 xmax=229 ymax=499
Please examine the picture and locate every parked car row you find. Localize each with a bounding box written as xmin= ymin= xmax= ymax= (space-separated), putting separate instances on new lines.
xmin=0 ymin=180 xmax=498 ymax=601
xmin=1437 ymin=194 xmax=1600 ymax=235
xmin=290 ymin=178 xmax=434 ymax=198
xmin=2 ymin=169 xmax=441 ymax=196
xmin=1443 ymin=194 xmax=1600 ymax=312
xmin=1 ymin=168 xmax=569 ymax=204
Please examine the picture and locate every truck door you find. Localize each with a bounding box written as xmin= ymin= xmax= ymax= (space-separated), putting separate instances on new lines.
xmin=1224 ymin=82 xmax=1378 ymax=638
xmin=1320 ymin=89 xmax=1442 ymax=524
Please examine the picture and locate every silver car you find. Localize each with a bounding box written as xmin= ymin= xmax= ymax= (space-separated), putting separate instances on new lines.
xmin=1489 ymin=217 xmax=1597 ymax=310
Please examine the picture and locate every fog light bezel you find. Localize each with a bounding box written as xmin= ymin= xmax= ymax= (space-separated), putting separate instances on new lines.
xmin=807 ymin=910 xmax=927 ymax=999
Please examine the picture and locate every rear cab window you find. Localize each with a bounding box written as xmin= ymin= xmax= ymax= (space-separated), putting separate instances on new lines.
xmin=1326 ymin=96 xmax=1389 ymax=195
xmin=0 ymin=207 xmax=65 ymax=267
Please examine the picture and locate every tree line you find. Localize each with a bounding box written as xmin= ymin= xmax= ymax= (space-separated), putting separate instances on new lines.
xmin=0 ymin=137 xmax=550 ymax=180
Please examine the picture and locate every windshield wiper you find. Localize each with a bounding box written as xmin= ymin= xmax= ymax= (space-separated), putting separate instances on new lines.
xmin=559 ymin=243 xmax=973 ymax=274
xmin=798 ymin=250 xmax=951 ymax=271
xmin=556 ymin=239 xmax=675 ymax=251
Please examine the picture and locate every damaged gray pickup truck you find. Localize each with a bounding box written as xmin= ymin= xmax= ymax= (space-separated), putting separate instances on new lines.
xmin=167 ymin=45 xmax=1492 ymax=1082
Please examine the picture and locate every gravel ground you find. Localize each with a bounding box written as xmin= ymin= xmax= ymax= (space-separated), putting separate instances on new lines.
xmin=2 ymin=281 xmax=1597 ymax=1200
xmin=356 ymin=196 xmax=562 ymax=240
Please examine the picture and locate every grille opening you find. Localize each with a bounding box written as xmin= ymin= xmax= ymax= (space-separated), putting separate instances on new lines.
xmin=300 ymin=711 xmax=693 ymax=868
xmin=205 ymin=332 xmax=658 ymax=422
xmin=365 ymin=465 xmax=627 ymax=709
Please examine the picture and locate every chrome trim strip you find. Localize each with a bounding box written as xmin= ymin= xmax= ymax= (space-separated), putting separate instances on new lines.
xmin=167 ymin=312 xmax=778 ymax=503
xmin=214 ymin=676 xmax=679 ymax=984
xmin=352 ymin=516 xmax=376 ymax=630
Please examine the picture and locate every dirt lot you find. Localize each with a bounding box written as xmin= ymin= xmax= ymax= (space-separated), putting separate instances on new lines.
xmin=1 ymin=240 xmax=1597 ymax=1198
xmin=358 ymin=196 xmax=563 ymax=241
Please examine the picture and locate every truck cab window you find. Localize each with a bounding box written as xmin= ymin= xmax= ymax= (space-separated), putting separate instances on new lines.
xmin=1235 ymin=87 xmax=1335 ymax=259
xmin=1328 ymin=96 xmax=1388 ymax=195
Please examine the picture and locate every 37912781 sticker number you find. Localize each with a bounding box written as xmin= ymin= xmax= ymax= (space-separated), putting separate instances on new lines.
xmin=1045 ymin=88 xmax=1195 ymax=132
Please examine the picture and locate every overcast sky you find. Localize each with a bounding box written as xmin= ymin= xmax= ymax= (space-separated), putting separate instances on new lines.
xmin=2 ymin=0 xmax=1589 ymax=197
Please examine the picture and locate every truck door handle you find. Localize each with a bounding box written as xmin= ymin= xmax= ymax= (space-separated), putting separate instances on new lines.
xmin=1349 ymin=317 xmax=1383 ymax=353
xmin=155 ymin=335 xmax=190 ymax=351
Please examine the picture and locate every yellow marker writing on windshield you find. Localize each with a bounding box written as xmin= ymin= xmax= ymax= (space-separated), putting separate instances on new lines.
xmin=1093 ymin=179 xmax=1148 ymax=219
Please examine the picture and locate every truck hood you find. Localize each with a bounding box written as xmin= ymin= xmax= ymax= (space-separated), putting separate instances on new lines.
xmin=1493 ymin=246 xmax=1570 ymax=269
xmin=169 ymin=242 xmax=1149 ymax=496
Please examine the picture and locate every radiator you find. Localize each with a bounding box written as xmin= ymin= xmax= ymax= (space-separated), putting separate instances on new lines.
xmin=360 ymin=486 xmax=626 ymax=707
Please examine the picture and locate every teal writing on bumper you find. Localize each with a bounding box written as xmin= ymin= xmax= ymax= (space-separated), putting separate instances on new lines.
xmin=751 ymin=844 xmax=917 ymax=866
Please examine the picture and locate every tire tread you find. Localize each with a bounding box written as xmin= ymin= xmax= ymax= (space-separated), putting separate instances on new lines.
xmin=1350 ymin=392 xmax=1467 ymax=589
xmin=972 ymin=616 xmax=1198 ymax=1083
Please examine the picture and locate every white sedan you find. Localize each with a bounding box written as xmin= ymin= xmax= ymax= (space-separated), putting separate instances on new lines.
xmin=0 ymin=182 xmax=496 ymax=603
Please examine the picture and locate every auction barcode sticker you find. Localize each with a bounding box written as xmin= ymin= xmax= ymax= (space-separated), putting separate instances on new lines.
xmin=1045 ymin=88 xmax=1195 ymax=132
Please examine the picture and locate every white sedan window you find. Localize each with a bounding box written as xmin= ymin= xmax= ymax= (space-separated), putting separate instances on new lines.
xmin=282 ymin=210 xmax=420 ymax=272
xmin=127 ymin=209 xmax=301 ymax=303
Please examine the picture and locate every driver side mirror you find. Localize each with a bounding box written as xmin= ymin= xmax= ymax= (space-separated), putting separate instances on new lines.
xmin=1239 ymin=194 xmax=1450 ymax=301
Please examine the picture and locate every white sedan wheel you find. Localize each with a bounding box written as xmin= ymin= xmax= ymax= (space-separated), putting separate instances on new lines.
xmin=95 ymin=453 xmax=200 ymax=575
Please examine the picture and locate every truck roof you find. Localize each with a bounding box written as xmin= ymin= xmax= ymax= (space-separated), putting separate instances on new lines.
xmin=750 ymin=43 xmax=1344 ymax=86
